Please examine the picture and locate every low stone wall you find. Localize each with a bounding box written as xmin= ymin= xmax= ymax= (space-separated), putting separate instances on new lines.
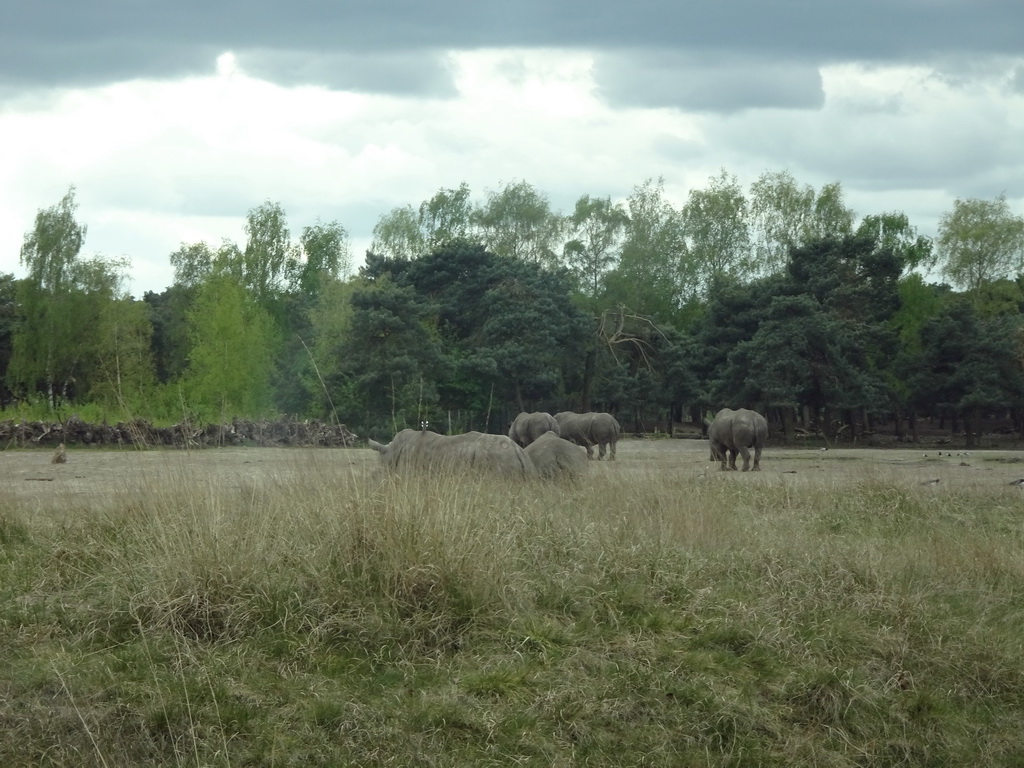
xmin=0 ymin=416 xmax=358 ymax=449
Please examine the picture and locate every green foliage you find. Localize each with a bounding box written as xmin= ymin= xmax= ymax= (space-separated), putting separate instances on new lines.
xmin=680 ymin=168 xmax=753 ymax=294
xmin=18 ymin=185 xmax=85 ymax=293
xmin=90 ymin=295 xmax=157 ymax=413
xmin=168 ymin=241 xmax=215 ymax=288
xmin=562 ymin=194 xmax=628 ymax=303
xmin=182 ymin=275 xmax=277 ymax=421
xmin=290 ymin=219 xmax=351 ymax=296
xmin=937 ymin=193 xmax=1024 ymax=297
xmin=241 ymin=199 xmax=295 ymax=304
xmin=908 ymin=301 xmax=1024 ymax=419
xmin=749 ymin=171 xmax=855 ymax=276
xmin=143 ymin=285 xmax=193 ymax=384
xmin=336 ymin=271 xmax=444 ymax=431
xmin=0 ymin=273 xmax=19 ymax=404
xmin=473 ymin=179 xmax=564 ymax=268
xmin=8 ymin=187 xmax=88 ymax=405
xmin=856 ymin=210 xmax=934 ymax=274
xmin=351 ymin=242 xmax=590 ymax=427
xmin=371 ymin=204 xmax=427 ymax=260
xmin=420 ymin=182 xmax=474 ymax=249
xmin=7 ymin=175 xmax=1024 ymax=432
xmin=699 ymin=235 xmax=904 ymax=417
xmin=604 ymin=177 xmax=687 ymax=324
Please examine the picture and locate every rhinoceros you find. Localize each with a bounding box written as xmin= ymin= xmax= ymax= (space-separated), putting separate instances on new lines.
xmin=523 ymin=430 xmax=589 ymax=480
xmin=508 ymin=411 xmax=560 ymax=448
xmin=367 ymin=429 xmax=537 ymax=478
xmin=706 ymin=408 xmax=768 ymax=471
xmin=553 ymin=411 xmax=621 ymax=460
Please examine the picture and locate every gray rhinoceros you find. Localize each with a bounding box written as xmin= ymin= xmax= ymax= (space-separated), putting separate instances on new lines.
xmin=523 ymin=430 xmax=589 ymax=480
xmin=368 ymin=429 xmax=537 ymax=478
xmin=553 ymin=411 xmax=621 ymax=460
xmin=706 ymin=408 xmax=768 ymax=471
xmin=508 ymin=411 xmax=560 ymax=448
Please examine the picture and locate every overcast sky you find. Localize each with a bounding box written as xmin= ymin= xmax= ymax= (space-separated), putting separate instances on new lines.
xmin=2 ymin=1 xmax=1022 ymax=296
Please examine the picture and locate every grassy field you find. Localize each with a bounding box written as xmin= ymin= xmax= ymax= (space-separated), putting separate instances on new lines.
xmin=2 ymin=440 xmax=1023 ymax=766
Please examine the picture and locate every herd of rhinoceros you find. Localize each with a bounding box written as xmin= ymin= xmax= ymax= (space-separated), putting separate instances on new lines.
xmin=367 ymin=407 xmax=769 ymax=479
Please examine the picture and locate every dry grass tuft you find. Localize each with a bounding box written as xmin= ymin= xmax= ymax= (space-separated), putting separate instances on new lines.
xmin=1 ymin=446 xmax=1023 ymax=765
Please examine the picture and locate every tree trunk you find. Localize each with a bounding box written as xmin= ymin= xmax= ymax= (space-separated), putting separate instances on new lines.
xmin=579 ymin=347 xmax=596 ymax=413
xmin=780 ymin=406 xmax=795 ymax=444
xmin=894 ymin=408 xmax=905 ymax=442
xmin=823 ymin=406 xmax=835 ymax=443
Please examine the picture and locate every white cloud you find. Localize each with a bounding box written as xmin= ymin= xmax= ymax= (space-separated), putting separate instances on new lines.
xmin=2 ymin=48 xmax=1023 ymax=295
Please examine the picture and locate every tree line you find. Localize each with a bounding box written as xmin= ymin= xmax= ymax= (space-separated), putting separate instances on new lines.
xmin=3 ymin=172 xmax=1024 ymax=445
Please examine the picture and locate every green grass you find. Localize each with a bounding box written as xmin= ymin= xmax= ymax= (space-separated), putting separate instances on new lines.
xmin=2 ymin=459 xmax=1024 ymax=765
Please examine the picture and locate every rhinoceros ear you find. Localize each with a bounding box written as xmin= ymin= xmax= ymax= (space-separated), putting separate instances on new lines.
xmin=367 ymin=439 xmax=385 ymax=453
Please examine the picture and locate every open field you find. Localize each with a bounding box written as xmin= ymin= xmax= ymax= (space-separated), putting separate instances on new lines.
xmin=5 ymin=437 xmax=1024 ymax=503
xmin=3 ymin=439 xmax=1024 ymax=766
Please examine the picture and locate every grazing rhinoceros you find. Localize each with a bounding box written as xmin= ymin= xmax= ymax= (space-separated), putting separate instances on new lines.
xmin=706 ymin=408 xmax=768 ymax=471
xmin=367 ymin=429 xmax=537 ymax=478
xmin=553 ymin=411 xmax=621 ymax=460
xmin=523 ymin=430 xmax=589 ymax=480
xmin=508 ymin=411 xmax=560 ymax=448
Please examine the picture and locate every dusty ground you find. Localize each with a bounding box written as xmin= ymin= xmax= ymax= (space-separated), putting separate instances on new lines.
xmin=3 ymin=438 xmax=1024 ymax=508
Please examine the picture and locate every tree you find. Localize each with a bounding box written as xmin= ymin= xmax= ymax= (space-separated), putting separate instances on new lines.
xmin=604 ymin=178 xmax=686 ymax=324
xmin=562 ymin=194 xmax=628 ymax=302
xmin=935 ymin=194 xmax=1024 ymax=298
xmin=680 ymin=169 xmax=752 ymax=294
xmin=697 ymin=234 xmax=904 ymax=441
xmin=336 ymin=274 xmax=444 ymax=433
xmin=291 ymin=219 xmax=351 ymax=297
xmin=371 ymin=205 xmax=426 ymax=260
xmin=0 ymin=274 xmax=18 ymax=406
xmin=479 ymin=258 xmax=588 ymax=412
xmin=855 ymin=211 xmax=933 ymax=275
xmin=473 ymin=180 xmax=564 ymax=267
xmin=370 ymin=184 xmax=477 ymax=261
xmin=144 ymin=285 xmax=193 ymax=384
xmin=305 ymin=275 xmax=359 ymax=420
xmin=18 ymin=186 xmax=85 ymax=293
xmin=9 ymin=187 xmax=89 ymax=406
xmin=748 ymin=171 xmax=855 ymax=275
xmin=241 ymin=200 xmax=295 ymax=304
xmin=183 ymin=275 xmax=277 ymax=420
xmin=169 ymin=242 xmax=215 ymax=289
xmin=356 ymin=242 xmax=590 ymax=428
xmin=91 ymin=293 xmax=156 ymax=413
xmin=419 ymin=183 xmax=474 ymax=249
xmin=909 ymin=302 xmax=1024 ymax=447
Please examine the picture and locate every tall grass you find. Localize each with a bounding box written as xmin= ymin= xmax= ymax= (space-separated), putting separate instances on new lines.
xmin=2 ymin=456 xmax=1023 ymax=765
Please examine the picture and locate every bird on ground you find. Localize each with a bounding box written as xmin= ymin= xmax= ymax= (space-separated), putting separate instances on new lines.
xmin=920 ymin=478 xmax=940 ymax=487
xmin=1009 ymin=478 xmax=1024 ymax=487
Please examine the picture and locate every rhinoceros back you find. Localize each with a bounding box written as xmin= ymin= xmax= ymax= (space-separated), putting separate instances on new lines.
xmin=373 ymin=429 xmax=536 ymax=477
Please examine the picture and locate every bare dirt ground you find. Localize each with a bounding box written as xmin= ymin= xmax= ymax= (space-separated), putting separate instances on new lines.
xmin=3 ymin=438 xmax=1024 ymax=508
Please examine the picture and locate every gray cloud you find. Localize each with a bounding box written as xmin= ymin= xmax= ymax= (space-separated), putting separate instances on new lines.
xmin=239 ymin=50 xmax=457 ymax=97
xmin=3 ymin=1 xmax=1022 ymax=103
xmin=595 ymin=51 xmax=824 ymax=112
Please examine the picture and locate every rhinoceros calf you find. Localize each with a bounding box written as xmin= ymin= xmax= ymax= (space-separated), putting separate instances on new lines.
xmin=523 ymin=430 xmax=589 ymax=480
xmin=707 ymin=408 xmax=768 ymax=471
xmin=508 ymin=411 xmax=560 ymax=448
xmin=553 ymin=411 xmax=621 ymax=460
xmin=367 ymin=429 xmax=537 ymax=478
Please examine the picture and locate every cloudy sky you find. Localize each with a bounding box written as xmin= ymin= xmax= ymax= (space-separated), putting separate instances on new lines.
xmin=2 ymin=1 xmax=1022 ymax=296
